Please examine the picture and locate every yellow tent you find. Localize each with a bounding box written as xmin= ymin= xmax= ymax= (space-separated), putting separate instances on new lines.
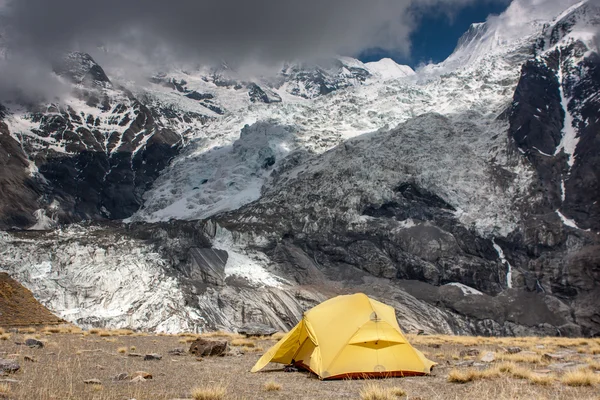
xmin=251 ymin=293 xmax=436 ymax=380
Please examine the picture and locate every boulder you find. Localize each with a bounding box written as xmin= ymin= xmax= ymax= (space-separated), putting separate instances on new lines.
xmin=189 ymin=338 xmax=228 ymax=357
xmin=226 ymin=346 xmax=243 ymax=357
xmin=459 ymin=348 xmax=480 ymax=358
xmin=480 ymin=352 xmax=496 ymax=363
xmin=113 ymin=373 xmax=130 ymax=381
xmin=131 ymin=371 xmax=152 ymax=380
xmin=0 ymin=359 xmax=20 ymax=374
xmin=23 ymin=355 xmax=36 ymax=363
xmin=168 ymin=348 xmax=186 ymax=356
xmin=237 ymin=323 xmax=278 ymax=337
xmin=505 ymin=347 xmax=522 ymax=354
xmin=143 ymin=354 xmax=162 ymax=361
xmin=25 ymin=338 xmax=44 ymax=349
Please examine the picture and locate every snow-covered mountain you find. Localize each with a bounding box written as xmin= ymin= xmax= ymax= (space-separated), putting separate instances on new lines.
xmin=0 ymin=0 xmax=598 ymax=336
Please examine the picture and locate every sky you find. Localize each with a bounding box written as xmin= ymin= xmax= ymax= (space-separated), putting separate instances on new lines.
xmin=0 ymin=0 xmax=520 ymax=100
xmin=359 ymin=2 xmax=510 ymax=67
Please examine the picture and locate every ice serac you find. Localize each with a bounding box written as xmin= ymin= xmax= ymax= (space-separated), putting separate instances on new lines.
xmin=0 ymin=0 xmax=599 ymax=336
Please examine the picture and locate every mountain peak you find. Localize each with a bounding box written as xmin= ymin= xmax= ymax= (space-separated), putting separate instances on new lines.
xmin=364 ymin=58 xmax=415 ymax=80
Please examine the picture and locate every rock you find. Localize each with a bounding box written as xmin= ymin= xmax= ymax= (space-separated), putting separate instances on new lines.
xmin=83 ymin=379 xmax=102 ymax=385
xmin=0 ymin=359 xmax=20 ymax=374
xmin=0 ymin=379 xmax=20 ymax=384
xmin=131 ymin=371 xmax=152 ymax=380
xmin=189 ymin=338 xmax=228 ymax=357
xmin=237 ymin=323 xmax=278 ymax=337
xmin=128 ymin=353 xmax=143 ymax=358
xmin=25 ymin=338 xmax=44 ymax=349
xmin=226 ymin=347 xmax=243 ymax=357
xmin=505 ymin=347 xmax=522 ymax=354
xmin=168 ymin=348 xmax=186 ymax=356
xmin=535 ymin=369 xmax=552 ymax=374
xmin=480 ymin=352 xmax=496 ymax=363
xmin=131 ymin=376 xmax=146 ymax=383
xmin=113 ymin=373 xmax=130 ymax=381
xmin=543 ymin=353 xmax=566 ymax=362
xmin=23 ymin=355 xmax=36 ymax=363
xmin=454 ymin=360 xmax=474 ymax=367
xmin=427 ymin=344 xmax=441 ymax=349
xmin=548 ymin=362 xmax=578 ymax=371
xmin=459 ymin=349 xmax=480 ymax=358
xmin=143 ymin=353 xmax=162 ymax=361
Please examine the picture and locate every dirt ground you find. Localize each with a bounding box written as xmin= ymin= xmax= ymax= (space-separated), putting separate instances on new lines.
xmin=0 ymin=328 xmax=599 ymax=400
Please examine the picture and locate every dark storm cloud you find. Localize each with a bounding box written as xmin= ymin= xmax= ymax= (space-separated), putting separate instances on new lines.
xmin=0 ymin=0 xmax=510 ymax=101
xmin=3 ymin=0 xmax=508 ymax=65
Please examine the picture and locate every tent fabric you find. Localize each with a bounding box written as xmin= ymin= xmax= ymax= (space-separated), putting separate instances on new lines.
xmin=251 ymin=293 xmax=436 ymax=380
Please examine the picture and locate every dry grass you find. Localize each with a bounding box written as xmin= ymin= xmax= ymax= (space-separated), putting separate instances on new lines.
xmin=389 ymin=387 xmax=406 ymax=397
xmin=560 ymin=369 xmax=600 ymax=387
xmin=242 ymin=345 xmax=263 ymax=353
xmin=0 ymin=327 xmax=5 ymax=334
xmin=2 ymin=331 xmax=599 ymax=399
xmin=130 ymin=345 xmax=136 ymax=351
xmin=263 ymin=381 xmax=282 ymax=391
xmin=359 ymin=382 xmax=406 ymax=399
xmin=42 ymin=326 xmax=61 ymax=334
xmin=359 ymin=383 xmax=394 ymax=400
xmin=201 ymin=330 xmax=243 ymax=340
xmin=497 ymin=352 xmax=545 ymax=364
xmin=447 ymin=367 xmax=500 ymax=383
xmin=528 ymin=374 xmax=556 ymax=386
xmin=271 ymin=332 xmax=286 ymax=340
xmin=231 ymin=338 xmax=255 ymax=347
xmin=0 ymin=333 xmax=10 ymax=341
xmin=190 ymin=384 xmax=227 ymax=400
xmin=0 ymin=383 xmax=10 ymax=395
xmin=116 ymin=346 xmax=127 ymax=354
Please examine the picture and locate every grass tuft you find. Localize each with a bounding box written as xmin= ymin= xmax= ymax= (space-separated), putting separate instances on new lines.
xmin=190 ymin=384 xmax=227 ymax=400
xmin=447 ymin=367 xmax=500 ymax=383
xmin=389 ymin=387 xmax=406 ymax=397
xmin=0 ymin=383 xmax=10 ymax=395
xmin=231 ymin=339 xmax=255 ymax=347
xmin=359 ymin=382 xmax=396 ymax=400
xmin=117 ymin=346 xmax=127 ymax=354
xmin=528 ymin=373 xmax=555 ymax=386
xmin=263 ymin=381 xmax=282 ymax=391
xmin=560 ymin=369 xmax=600 ymax=387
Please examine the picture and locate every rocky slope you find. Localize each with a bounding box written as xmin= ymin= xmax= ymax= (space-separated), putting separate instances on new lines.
xmin=0 ymin=272 xmax=64 ymax=327
xmin=0 ymin=0 xmax=598 ymax=336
